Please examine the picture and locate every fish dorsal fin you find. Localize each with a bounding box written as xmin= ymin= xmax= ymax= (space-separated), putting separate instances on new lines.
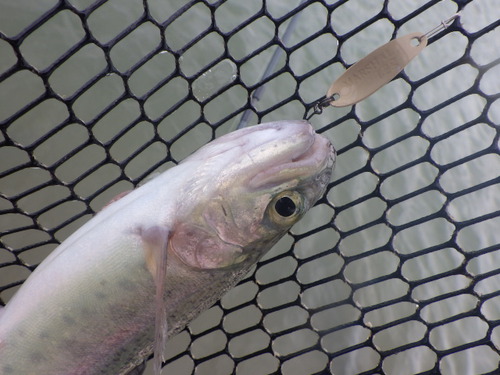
xmin=140 ymin=226 xmax=171 ymax=375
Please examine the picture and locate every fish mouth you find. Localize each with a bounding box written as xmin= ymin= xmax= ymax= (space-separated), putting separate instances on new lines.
xmin=183 ymin=120 xmax=335 ymax=190
xmin=247 ymin=121 xmax=335 ymax=189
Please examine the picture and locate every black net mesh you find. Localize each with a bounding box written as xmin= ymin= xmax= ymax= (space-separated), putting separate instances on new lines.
xmin=1 ymin=0 xmax=499 ymax=374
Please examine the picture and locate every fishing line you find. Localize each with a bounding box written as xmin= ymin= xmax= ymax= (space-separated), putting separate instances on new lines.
xmin=237 ymin=0 xmax=309 ymax=129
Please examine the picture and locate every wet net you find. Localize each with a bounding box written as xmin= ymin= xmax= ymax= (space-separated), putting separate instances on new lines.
xmin=1 ymin=0 xmax=499 ymax=374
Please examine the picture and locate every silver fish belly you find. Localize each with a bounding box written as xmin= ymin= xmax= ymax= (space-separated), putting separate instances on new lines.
xmin=0 ymin=120 xmax=335 ymax=375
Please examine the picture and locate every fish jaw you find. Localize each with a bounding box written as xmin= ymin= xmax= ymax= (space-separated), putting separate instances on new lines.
xmin=182 ymin=120 xmax=317 ymax=165
xmin=183 ymin=120 xmax=333 ymax=188
xmin=247 ymin=123 xmax=334 ymax=194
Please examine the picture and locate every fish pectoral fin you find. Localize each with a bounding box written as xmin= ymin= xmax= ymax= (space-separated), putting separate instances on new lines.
xmin=139 ymin=226 xmax=171 ymax=375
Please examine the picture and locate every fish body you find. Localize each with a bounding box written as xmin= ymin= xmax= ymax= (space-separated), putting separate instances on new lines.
xmin=0 ymin=120 xmax=335 ymax=374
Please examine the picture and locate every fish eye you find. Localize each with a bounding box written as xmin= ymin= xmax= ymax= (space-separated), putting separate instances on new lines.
xmin=274 ymin=196 xmax=297 ymax=217
xmin=268 ymin=191 xmax=304 ymax=224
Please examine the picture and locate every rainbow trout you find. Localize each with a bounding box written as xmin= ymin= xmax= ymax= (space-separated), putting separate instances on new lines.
xmin=0 ymin=120 xmax=335 ymax=375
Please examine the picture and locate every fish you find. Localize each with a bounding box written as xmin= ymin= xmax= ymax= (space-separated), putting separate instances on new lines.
xmin=0 ymin=120 xmax=335 ymax=375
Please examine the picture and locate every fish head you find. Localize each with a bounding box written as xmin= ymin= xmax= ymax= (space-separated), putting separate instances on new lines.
xmin=171 ymin=120 xmax=335 ymax=270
